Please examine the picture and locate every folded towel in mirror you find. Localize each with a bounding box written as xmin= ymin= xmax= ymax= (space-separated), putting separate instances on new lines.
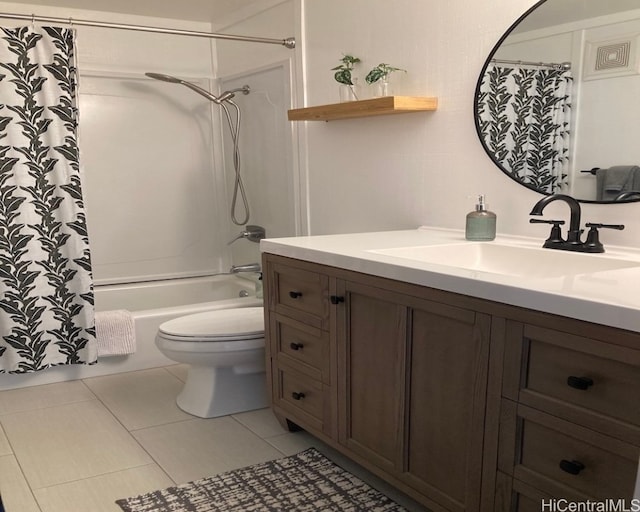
xmin=596 ymin=165 xmax=640 ymax=200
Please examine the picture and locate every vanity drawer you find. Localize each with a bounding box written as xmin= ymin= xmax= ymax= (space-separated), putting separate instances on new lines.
xmin=269 ymin=313 xmax=330 ymax=383
xmin=505 ymin=324 xmax=640 ymax=438
xmin=499 ymin=403 xmax=638 ymax=500
xmin=272 ymin=362 xmax=328 ymax=433
xmin=267 ymin=260 xmax=329 ymax=328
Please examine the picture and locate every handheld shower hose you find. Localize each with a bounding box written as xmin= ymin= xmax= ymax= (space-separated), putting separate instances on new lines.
xmin=145 ymin=72 xmax=251 ymax=225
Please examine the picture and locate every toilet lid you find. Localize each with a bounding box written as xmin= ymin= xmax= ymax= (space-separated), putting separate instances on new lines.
xmin=158 ymin=307 xmax=264 ymax=342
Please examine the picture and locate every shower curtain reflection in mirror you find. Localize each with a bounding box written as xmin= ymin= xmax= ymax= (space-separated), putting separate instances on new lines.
xmin=477 ymin=64 xmax=573 ymax=194
xmin=0 ymin=26 xmax=96 ymax=373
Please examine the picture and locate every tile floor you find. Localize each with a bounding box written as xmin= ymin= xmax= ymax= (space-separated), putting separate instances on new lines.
xmin=0 ymin=365 xmax=426 ymax=512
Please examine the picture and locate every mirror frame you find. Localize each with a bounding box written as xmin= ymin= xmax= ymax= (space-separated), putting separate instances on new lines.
xmin=473 ymin=0 xmax=640 ymax=204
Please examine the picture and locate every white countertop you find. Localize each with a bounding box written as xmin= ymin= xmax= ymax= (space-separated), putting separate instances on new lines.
xmin=261 ymin=226 xmax=640 ymax=334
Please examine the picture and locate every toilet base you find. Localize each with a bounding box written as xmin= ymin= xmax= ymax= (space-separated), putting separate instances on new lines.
xmin=176 ymin=364 xmax=269 ymax=418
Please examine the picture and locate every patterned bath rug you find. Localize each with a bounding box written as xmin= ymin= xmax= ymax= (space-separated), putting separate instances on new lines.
xmin=116 ymin=447 xmax=407 ymax=512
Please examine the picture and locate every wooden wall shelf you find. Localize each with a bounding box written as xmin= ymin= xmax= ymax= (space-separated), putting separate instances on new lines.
xmin=287 ymin=96 xmax=438 ymax=121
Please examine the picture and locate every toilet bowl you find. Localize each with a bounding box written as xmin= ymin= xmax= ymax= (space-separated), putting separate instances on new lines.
xmin=155 ymin=307 xmax=268 ymax=418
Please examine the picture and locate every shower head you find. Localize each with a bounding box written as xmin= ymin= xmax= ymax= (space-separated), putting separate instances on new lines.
xmin=145 ymin=72 xmax=182 ymax=83
xmin=146 ymin=71 xmax=218 ymax=102
xmin=145 ymin=72 xmax=249 ymax=105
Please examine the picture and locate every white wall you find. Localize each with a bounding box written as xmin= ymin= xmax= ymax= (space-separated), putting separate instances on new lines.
xmin=299 ymin=0 xmax=640 ymax=249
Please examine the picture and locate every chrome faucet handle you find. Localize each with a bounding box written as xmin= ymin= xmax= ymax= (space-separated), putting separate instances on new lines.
xmin=228 ymin=225 xmax=266 ymax=245
xmin=529 ymin=218 xmax=565 ymax=246
xmin=583 ymin=223 xmax=625 ymax=253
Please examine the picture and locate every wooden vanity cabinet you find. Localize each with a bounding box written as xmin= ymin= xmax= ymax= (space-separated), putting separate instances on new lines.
xmin=262 ymin=253 xmax=640 ymax=512
xmin=264 ymin=253 xmax=491 ymax=512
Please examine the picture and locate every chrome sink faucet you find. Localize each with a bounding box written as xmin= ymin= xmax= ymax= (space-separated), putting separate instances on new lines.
xmin=529 ymin=194 xmax=624 ymax=253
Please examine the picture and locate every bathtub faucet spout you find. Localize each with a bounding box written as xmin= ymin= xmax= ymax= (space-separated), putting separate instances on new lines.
xmin=230 ymin=263 xmax=262 ymax=274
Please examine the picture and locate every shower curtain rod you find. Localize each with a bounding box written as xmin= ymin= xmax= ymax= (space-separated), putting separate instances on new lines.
xmin=0 ymin=11 xmax=296 ymax=48
xmin=491 ymin=58 xmax=571 ymax=71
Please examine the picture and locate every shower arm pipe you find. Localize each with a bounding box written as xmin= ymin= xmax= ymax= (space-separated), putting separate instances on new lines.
xmin=0 ymin=11 xmax=296 ymax=49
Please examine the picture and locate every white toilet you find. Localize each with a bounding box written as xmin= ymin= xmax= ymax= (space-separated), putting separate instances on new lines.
xmin=155 ymin=307 xmax=268 ymax=418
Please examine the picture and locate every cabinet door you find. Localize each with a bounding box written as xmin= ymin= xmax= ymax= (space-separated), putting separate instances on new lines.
xmin=404 ymin=298 xmax=491 ymax=512
xmin=336 ymin=279 xmax=408 ymax=474
xmin=336 ymin=277 xmax=491 ymax=512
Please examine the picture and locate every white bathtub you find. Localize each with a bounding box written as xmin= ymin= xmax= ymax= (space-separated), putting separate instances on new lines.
xmin=0 ymin=274 xmax=263 ymax=391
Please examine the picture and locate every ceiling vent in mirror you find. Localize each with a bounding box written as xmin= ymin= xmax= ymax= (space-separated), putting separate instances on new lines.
xmin=584 ymin=35 xmax=640 ymax=80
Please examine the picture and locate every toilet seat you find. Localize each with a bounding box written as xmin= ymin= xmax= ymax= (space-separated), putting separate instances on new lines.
xmin=157 ymin=307 xmax=264 ymax=343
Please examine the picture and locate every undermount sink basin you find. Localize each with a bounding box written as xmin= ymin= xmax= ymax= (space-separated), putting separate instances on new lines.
xmin=368 ymin=242 xmax=640 ymax=278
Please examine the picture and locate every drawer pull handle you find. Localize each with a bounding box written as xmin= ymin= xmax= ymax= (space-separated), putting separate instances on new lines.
xmin=567 ymin=376 xmax=594 ymax=390
xmin=289 ymin=291 xmax=303 ymax=299
xmin=330 ymin=295 xmax=345 ymax=305
xmin=291 ymin=392 xmax=305 ymax=401
xmin=559 ymin=459 xmax=585 ymax=475
xmin=289 ymin=342 xmax=304 ymax=351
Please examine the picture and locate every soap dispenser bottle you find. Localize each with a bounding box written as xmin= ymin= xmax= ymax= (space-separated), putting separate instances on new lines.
xmin=465 ymin=195 xmax=496 ymax=241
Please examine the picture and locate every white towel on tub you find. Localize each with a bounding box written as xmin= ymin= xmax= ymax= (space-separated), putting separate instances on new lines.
xmin=95 ymin=310 xmax=136 ymax=356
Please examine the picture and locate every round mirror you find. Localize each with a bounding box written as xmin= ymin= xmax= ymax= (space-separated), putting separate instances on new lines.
xmin=474 ymin=0 xmax=640 ymax=203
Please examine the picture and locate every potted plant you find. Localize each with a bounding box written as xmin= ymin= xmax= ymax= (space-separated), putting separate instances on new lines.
xmin=365 ymin=63 xmax=406 ymax=96
xmin=332 ymin=54 xmax=361 ymax=101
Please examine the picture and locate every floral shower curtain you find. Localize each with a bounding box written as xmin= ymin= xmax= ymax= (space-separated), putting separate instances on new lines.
xmin=477 ymin=64 xmax=573 ymax=194
xmin=0 ymin=26 xmax=96 ymax=373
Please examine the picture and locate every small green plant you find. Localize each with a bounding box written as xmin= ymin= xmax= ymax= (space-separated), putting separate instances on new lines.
xmin=332 ymin=54 xmax=361 ymax=86
xmin=365 ymin=63 xmax=406 ymax=84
